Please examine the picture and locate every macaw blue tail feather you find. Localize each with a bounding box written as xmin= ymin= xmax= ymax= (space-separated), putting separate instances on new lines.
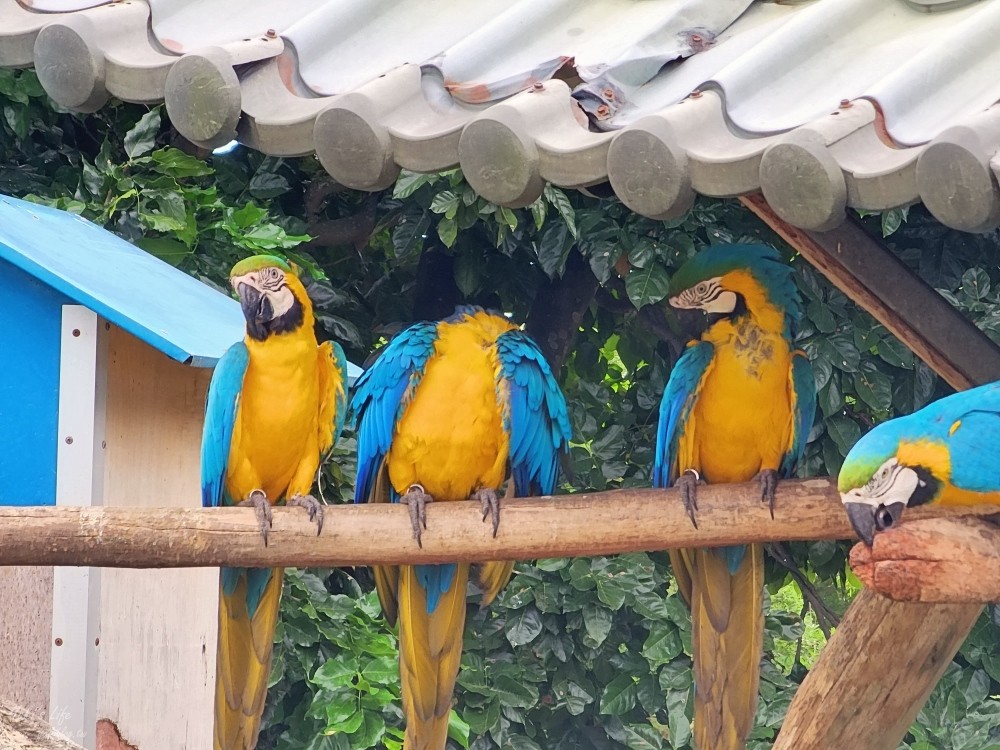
xmin=416 ymin=563 xmax=458 ymax=614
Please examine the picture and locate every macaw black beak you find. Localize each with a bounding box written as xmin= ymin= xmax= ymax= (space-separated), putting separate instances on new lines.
xmin=237 ymin=282 xmax=271 ymax=340
xmin=844 ymin=501 xmax=905 ymax=546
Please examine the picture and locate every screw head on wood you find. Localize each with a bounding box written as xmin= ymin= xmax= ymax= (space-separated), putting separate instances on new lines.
xmin=72 ymin=329 xmax=80 ymax=337
xmin=690 ymin=89 xmax=702 ymax=99
xmin=65 ymin=436 xmax=73 ymax=444
xmin=839 ymin=99 xmax=852 ymax=109
xmin=54 ymin=638 xmax=63 ymax=646
xmin=266 ymin=28 xmax=277 ymax=38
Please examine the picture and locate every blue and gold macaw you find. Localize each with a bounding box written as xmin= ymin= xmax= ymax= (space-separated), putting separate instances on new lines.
xmin=840 ymin=380 xmax=1000 ymax=545
xmin=201 ymin=255 xmax=348 ymax=749
xmin=653 ymin=244 xmax=815 ymax=750
xmin=351 ymin=306 xmax=571 ymax=750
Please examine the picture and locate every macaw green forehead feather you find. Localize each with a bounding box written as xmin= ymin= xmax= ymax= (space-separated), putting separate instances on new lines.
xmin=669 ymin=244 xmax=802 ymax=321
xmin=230 ymin=254 xmax=293 ymax=278
xmin=837 ymin=423 xmax=904 ymax=492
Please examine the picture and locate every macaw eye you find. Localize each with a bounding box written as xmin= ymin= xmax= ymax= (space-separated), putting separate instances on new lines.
xmin=695 ymin=282 xmax=708 ymax=295
xmin=874 ymin=504 xmax=895 ymax=531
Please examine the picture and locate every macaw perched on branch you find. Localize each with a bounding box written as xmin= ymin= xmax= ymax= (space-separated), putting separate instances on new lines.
xmin=201 ymin=255 xmax=348 ymax=750
xmin=351 ymin=306 xmax=571 ymax=750
xmin=653 ymin=245 xmax=815 ymax=750
xmin=840 ymin=380 xmax=1000 ymax=546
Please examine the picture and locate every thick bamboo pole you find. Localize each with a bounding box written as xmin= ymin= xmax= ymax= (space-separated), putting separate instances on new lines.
xmin=850 ymin=516 xmax=1000 ymax=603
xmin=0 ymin=479 xmax=997 ymax=568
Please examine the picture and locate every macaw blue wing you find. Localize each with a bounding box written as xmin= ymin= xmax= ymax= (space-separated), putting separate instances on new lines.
xmin=496 ymin=330 xmax=572 ymax=496
xmin=350 ymin=322 xmax=439 ymax=504
xmin=924 ymin=382 xmax=1000 ymax=492
xmin=330 ymin=340 xmax=349 ymax=447
xmin=653 ymin=341 xmax=715 ymax=489
xmin=780 ymin=350 xmax=817 ymax=478
xmin=201 ymin=342 xmax=248 ymax=508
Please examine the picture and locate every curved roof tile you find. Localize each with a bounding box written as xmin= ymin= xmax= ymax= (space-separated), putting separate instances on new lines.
xmin=3 ymin=0 xmax=999 ymax=233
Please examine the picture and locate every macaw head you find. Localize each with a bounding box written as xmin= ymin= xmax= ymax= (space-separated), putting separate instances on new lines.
xmin=667 ymin=244 xmax=801 ymax=327
xmin=229 ymin=255 xmax=311 ymax=341
xmin=838 ymin=419 xmax=941 ymax=546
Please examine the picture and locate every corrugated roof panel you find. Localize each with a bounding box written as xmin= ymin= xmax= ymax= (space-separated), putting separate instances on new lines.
xmin=148 ymin=0 xmax=315 ymax=53
xmin=5 ymin=0 xmax=1000 ymax=234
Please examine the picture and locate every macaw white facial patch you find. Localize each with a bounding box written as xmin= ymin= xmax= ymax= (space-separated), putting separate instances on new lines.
xmin=840 ymin=458 xmax=920 ymax=508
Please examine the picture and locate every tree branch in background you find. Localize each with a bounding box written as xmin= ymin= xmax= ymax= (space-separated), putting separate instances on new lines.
xmin=412 ymin=247 xmax=463 ymax=321
xmin=526 ymin=250 xmax=600 ymax=373
xmin=304 ymin=193 xmax=379 ymax=252
xmin=595 ymin=281 xmax=687 ymax=359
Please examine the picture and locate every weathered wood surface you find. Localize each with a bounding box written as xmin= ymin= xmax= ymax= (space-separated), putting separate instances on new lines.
xmin=1 ymin=478 xmax=999 ymax=568
xmin=850 ymin=516 xmax=1000 ymax=603
xmin=740 ymin=193 xmax=1000 ymax=391
xmin=774 ymin=588 xmax=982 ymax=750
xmin=0 ymin=701 xmax=84 ymax=750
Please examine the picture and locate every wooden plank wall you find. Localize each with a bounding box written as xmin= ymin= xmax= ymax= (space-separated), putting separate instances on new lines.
xmin=97 ymin=327 xmax=217 ymax=750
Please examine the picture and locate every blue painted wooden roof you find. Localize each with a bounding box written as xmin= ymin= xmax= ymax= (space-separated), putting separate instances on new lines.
xmin=0 ymin=194 xmax=362 ymax=379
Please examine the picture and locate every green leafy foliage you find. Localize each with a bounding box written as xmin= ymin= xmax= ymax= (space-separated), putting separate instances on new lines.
xmin=6 ymin=68 xmax=1000 ymax=749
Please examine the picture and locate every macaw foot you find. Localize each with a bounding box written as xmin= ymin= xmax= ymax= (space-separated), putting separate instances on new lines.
xmin=400 ymin=484 xmax=433 ymax=548
xmin=237 ymin=489 xmax=273 ymax=546
xmin=472 ymin=487 xmax=501 ymax=538
xmin=675 ymin=469 xmax=703 ymax=529
xmin=287 ymin=493 xmax=325 ymax=536
xmin=758 ymin=469 xmax=780 ymax=520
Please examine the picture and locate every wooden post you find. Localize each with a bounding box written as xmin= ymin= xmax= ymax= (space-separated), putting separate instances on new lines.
xmin=773 ymin=589 xmax=981 ymax=750
xmin=741 ymin=194 xmax=999 ymax=750
xmin=0 ymin=481 xmax=997 ymax=568
xmin=850 ymin=517 xmax=1000 ymax=603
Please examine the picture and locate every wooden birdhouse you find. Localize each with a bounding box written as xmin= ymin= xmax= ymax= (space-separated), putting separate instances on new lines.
xmin=0 ymin=193 xmax=246 ymax=749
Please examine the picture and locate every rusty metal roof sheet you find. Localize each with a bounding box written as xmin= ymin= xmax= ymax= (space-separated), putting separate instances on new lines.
xmin=3 ymin=0 xmax=1000 ymax=234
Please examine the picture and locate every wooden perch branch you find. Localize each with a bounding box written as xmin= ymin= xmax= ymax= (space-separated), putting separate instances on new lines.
xmin=850 ymin=516 xmax=1000 ymax=603
xmin=2 ymin=478 xmax=1000 ymax=568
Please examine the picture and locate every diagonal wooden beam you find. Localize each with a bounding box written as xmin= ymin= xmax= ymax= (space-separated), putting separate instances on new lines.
xmin=741 ymin=194 xmax=1000 ymax=750
xmin=740 ymin=194 xmax=1000 ymax=390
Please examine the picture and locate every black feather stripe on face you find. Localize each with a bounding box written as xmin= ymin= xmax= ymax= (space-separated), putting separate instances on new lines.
xmin=907 ymin=466 xmax=941 ymax=507
xmin=267 ymin=295 xmax=304 ymax=336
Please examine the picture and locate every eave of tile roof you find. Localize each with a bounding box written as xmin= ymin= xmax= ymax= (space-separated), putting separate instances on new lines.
xmin=3 ymin=0 xmax=999 ymax=234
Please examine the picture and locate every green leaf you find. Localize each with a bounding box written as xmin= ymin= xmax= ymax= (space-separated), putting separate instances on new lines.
xmin=501 ymin=737 xmax=542 ymax=750
xmin=3 ymin=104 xmax=28 ymax=140
xmin=136 ymin=237 xmax=192 ymax=267
xmin=877 ymin=335 xmax=914 ymax=369
xmin=827 ymin=415 xmax=861 ymax=456
xmin=493 ymin=675 xmax=539 ymax=709
xmin=429 ymin=190 xmax=459 ymax=216
xmin=437 ymin=217 xmax=458 ymax=248
xmin=536 ymin=221 xmax=572 ymax=278
xmin=880 ymin=206 xmax=908 ymax=237
xmin=641 ymin=625 xmax=682 ymax=666
xmin=529 ymin=196 xmax=547 ymax=230
xmin=349 ymin=711 xmax=385 ymax=747
xmin=312 ymin=659 xmax=356 ymax=690
xmin=582 ymin=603 xmax=613 ymax=647
xmin=393 ymin=170 xmax=437 ymax=199
xmin=962 ymin=267 xmax=991 ymax=301
xmin=625 ymin=264 xmax=671 ymax=309
xmin=852 ymin=361 xmax=893 ymax=413
xmin=360 ymin=656 xmax=398 ymax=684
xmin=447 ymin=710 xmax=471 ymax=749
xmin=544 ymin=184 xmax=577 ymax=239
xmin=454 ymin=251 xmax=482 ymax=296
xmin=322 ymin=693 xmax=358 ymax=726
xmin=124 ymin=108 xmax=161 ymax=158
xmin=392 ymin=211 xmax=431 ymax=258
xmin=151 ymin=147 xmax=213 ymax=177
xmin=599 ymin=674 xmax=637 ymax=716
xmin=622 ymin=723 xmax=665 ymax=750
xmin=505 ymin=606 xmax=543 ymax=646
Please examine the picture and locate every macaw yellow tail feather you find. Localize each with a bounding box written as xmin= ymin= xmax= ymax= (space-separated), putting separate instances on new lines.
xmin=215 ymin=569 xmax=283 ymax=750
xmin=399 ymin=564 xmax=470 ymax=750
xmin=670 ymin=544 xmax=764 ymax=750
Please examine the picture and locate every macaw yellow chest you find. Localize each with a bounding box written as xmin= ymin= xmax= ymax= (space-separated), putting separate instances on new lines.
xmin=225 ymin=334 xmax=321 ymax=503
xmin=388 ymin=317 xmax=511 ymax=502
xmin=690 ymin=319 xmax=794 ymax=484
